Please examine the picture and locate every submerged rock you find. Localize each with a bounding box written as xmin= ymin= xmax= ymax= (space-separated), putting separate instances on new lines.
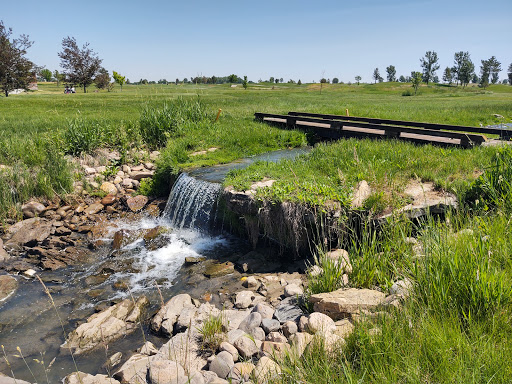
xmin=203 ymin=261 xmax=235 ymax=278
xmin=0 ymin=275 xmax=17 ymax=302
xmin=126 ymin=195 xmax=148 ymax=212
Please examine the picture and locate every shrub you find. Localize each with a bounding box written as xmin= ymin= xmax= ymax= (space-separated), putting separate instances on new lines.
xmin=63 ymin=117 xmax=103 ymax=155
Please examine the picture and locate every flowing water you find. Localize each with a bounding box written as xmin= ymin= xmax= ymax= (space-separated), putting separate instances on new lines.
xmin=0 ymin=148 xmax=310 ymax=382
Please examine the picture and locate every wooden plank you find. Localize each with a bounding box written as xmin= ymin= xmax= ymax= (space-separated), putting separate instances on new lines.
xmin=288 ymin=111 xmax=500 ymax=138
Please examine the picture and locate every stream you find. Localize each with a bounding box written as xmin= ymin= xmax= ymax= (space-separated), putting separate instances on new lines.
xmin=0 ymin=147 xmax=310 ymax=382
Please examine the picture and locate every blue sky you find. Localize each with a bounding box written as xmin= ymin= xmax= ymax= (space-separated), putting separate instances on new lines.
xmin=2 ymin=0 xmax=511 ymax=83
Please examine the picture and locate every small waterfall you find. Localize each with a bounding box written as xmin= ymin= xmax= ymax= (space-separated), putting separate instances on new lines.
xmin=163 ymin=173 xmax=221 ymax=231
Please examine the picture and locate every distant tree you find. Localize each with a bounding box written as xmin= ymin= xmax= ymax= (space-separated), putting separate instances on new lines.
xmin=320 ymin=78 xmax=327 ymax=83
xmin=227 ymin=74 xmax=237 ymax=83
xmin=112 ymin=71 xmax=126 ymax=91
xmin=332 ymin=77 xmax=339 ymax=84
xmin=269 ymin=76 xmax=274 ymax=83
xmin=355 ymin=75 xmax=361 ymax=85
xmin=211 ymin=75 xmax=217 ymax=84
xmin=58 ymin=36 xmax=102 ymax=93
xmin=126 ymin=79 xmax=130 ymax=84
xmin=0 ymin=21 xmax=34 ymax=97
xmin=297 ymin=79 xmax=302 ymax=85
xmin=275 ymin=78 xmax=279 ymax=84
xmin=372 ymin=68 xmax=383 ymax=84
xmin=175 ymin=78 xmax=179 ymax=85
xmin=442 ymin=67 xmax=452 ymax=85
xmin=94 ymin=67 xmax=111 ymax=90
xmin=243 ymin=75 xmax=248 ymax=89
xmin=386 ymin=65 xmax=396 ymax=82
xmin=157 ymin=79 xmax=168 ymax=84
xmin=452 ymin=51 xmax=474 ymax=87
xmin=420 ymin=51 xmax=440 ymax=85
xmin=411 ymin=71 xmax=422 ymax=95
xmin=399 ymin=75 xmax=406 ymax=82
xmin=503 ymin=79 xmax=509 ymax=85
xmin=53 ymin=69 xmax=65 ymax=86
xmin=508 ymin=63 xmax=512 ymax=85
xmin=472 ymin=74 xmax=479 ymax=84
xmin=141 ymin=79 xmax=148 ymax=84
xmin=486 ymin=56 xmax=502 ymax=84
xmin=40 ymin=68 xmax=52 ymax=82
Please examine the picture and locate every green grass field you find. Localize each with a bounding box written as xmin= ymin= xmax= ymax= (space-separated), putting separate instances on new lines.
xmin=2 ymin=82 xmax=512 ymax=383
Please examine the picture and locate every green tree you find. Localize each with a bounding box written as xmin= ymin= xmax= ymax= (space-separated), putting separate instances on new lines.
xmin=442 ymin=67 xmax=452 ymax=85
xmin=411 ymin=71 xmax=422 ymax=95
xmin=508 ymin=63 xmax=512 ymax=86
xmin=40 ymin=68 xmax=52 ymax=82
xmin=372 ymin=68 xmax=382 ymax=83
xmin=332 ymin=77 xmax=339 ymax=84
xmin=243 ymin=75 xmax=248 ymax=89
xmin=452 ymin=51 xmax=474 ymax=87
xmin=275 ymin=78 xmax=279 ymax=84
xmin=386 ymin=65 xmax=396 ymax=82
xmin=487 ymin=56 xmax=502 ymax=84
xmin=480 ymin=58 xmax=490 ymax=88
xmin=112 ymin=71 xmax=125 ymax=91
xmin=53 ymin=69 xmax=65 ymax=86
xmin=355 ymin=75 xmax=361 ymax=85
xmin=297 ymin=79 xmax=302 ymax=85
xmin=58 ymin=36 xmax=102 ymax=93
xmin=269 ymin=76 xmax=274 ymax=83
xmin=94 ymin=67 xmax=111 ymax=90
xmin=398 ymin=75 xmax=406 ymax=82
xmin=227 ymin=74 xmax=238 ymax=83
xmin=420 ymin=51 xmax=440 ymax=85
xmin=0 ymin=21 xmax=34 ymax=97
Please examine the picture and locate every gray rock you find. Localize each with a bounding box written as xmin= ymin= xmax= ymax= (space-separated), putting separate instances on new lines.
xmin=233 ymin=335 xmax=259 ymax=359
xmin=21 ymin=201 xmax=46 ymax=218
xmin=223 ymin=309 xmax=251 ymax=331
xmin=149 ymin=360 xmax=186 ymax=384
xmin=261 ymin=318 xmax=280 ymax=334
xmin=351 ymin=180 xmax=372 ymax=208
xmin=209 ymin=351 xmax=234 ymax=379
xmin=103 ymin=352 xmax=123 ymax=370
xmin=238 ymin=312 xmax=262 ymax=333
xmin=157 ymin=332 xmax=207 ymax=373
xmin=284 ymin=283 xmax=303 ymax=297
xmin=282 ymin=320 xmax=298 ymax=338
xmin=114 ymin=353 xmax=151 ymax=384
xmin=227 ymin=329 xmax=246 ymax=344
xmin=63 ymin=296 xmax=149 ymax=355
xmin=289 ymin=332 xmax=314 ymax=357
xmin=298 ymin=315 xmax=309 ymax=332
xmin=64 ymin=371 xmax=121 ymax=384
xmin=251 ymin=302 xmax=274 ymax=319
xmin=325 ymin=249 xmax=352 ymax=273
xmin=390 ymin=278 xmax=413 ymax=298
xmin=219 ymin=341 xmax=239 ymax=362
xmin=151 ymin=294 xmax=194 ymax=336
xmin=253 ymin=356 xmax=281 ymax=383
xmin=274 ymin=296 xmax=303 ymax=323
xmin=242 ymin=276 xmax=260 ymax=290
xmin=235 ymin=290 xmax=254 ymax=309
xmin=186 ymin=370 xmax=205 ymax=384
xmin=266 ymin=332 xmax=287 ymax=343
xmin=138 ymin=341 xmax=159 ymax=356
xmin=250 ymin=326 xmax=266 ymax=341
xmin=229 ymin=362 xmax=255 ymax=383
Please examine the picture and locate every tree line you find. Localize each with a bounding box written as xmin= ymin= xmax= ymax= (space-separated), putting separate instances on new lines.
xmin=2 ymin=20 xmax=512 ymax=97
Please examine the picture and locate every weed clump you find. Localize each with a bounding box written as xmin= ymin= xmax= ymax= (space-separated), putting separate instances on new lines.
xmin=197 ymin=313 xmax=226 ymax=352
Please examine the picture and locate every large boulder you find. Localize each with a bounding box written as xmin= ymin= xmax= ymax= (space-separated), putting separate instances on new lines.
xmin=63 ymin=296 xmax=149 ymax=355
xmin=4 ymin=218 xmax=52 ymax=250
xmin=310 ymin=288 xmax=386 ymax=320
xmin=149 ymin=360 xmax=186 ymax=384
xmin=0 ymin=275 xmax=18 ymax=303
xmin=114 ymin=353 xmax=152 ymax=384
xmin=151 ymin=294 xmax=194 ymax=336
xmin=21 ymin=201 xmax=46 ymax=219
xmin=157 ymin=332 xmax=207 ymax=373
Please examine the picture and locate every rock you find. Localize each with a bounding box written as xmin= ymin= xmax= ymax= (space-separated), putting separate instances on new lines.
xmin=85 ymin=203 xmax=104 ymax=215
xmin=149 ymin=360 xmax=186 ymax=384
xmin=274 ymin=296 xmax=303 ymax=323
xmin=227 ymin=329 xmax=246 ymax=344
xmin=261 ymin=318 xmax=280 ymax=334
xmin=253 ymin=356 xmax=281 ymax=383
xmin=310 ymin=288 xmax=386 ymax=320
xmin=122 ymin=178 xmax=134 ymax=188
xmin=151 ymin=293 xmax=194 ymax=336
xmin=103 ymin=352 xmax=123 ymax=369
xmin=219 ymin=342 xmax=239 ymax=362
xmin=184 ymin=257 xmax=206 ymax=265
xmin=175 ymin=306 xmax=198 ymax=332
xmin=209 ymin=351 xmax=234 ymax=379
xmin=289 ymin=332 xmax=313 ymax=357
xmin=0 ymin=239 xmax=9 ymax=262
xmin=242 ymin=276 xmax=260 ymax=290
xmin=282 ymin=320 xmax=298 ymax=338
xmin=122 ymin=165 xmax=131 ymax=173
xmin=233 ymin=335 xmax=259 ymax=358
xmin=101 ymin=194 xmax=117 ymax=206
xmin=150 ymin=151 xmax=160 ymax=161
xmin=325 ymin=249 xmax=352 ymax=273
xmin=132 ymin=171 xmax=153 ymax=181
xmin=139 ymin=341 xmax=159 ymax=356
xmin=223 ymin=309 xmax=251 ymax=331
xmin=4 ymin=218 xmax=52 ymax=250
xmin=307 ymin=312 xmax=336 ymax=334
xmin=261 ymin=341 xmax=290 ymax=357
xmin=55 ymin=226 xmax=72 ymax=236
xmin=266 ymin=332 xmax=287 ymax=343
xmin=101 ymin=182 xmax=118 ymax=195
xmin=64 ymin=372 xmax=121 ymax=384
xmin=185 ymin=370 xmax=205 ymax=384
xmin=114 ymin=353 xmax=151 ymax=384
xmin=229 ymin=362 xmax=255 ymax=383
xmin=157 ymin=332 xmax=207 ymax=373
xmin=308 ymin=265 xmax=323 ymax=277
xmin=235 ymin=290 xmax=255 ymax=309
xmin=114 ymin=176 xmax=123 ymax=185
xmin=126 ymin=195 xmax=148 ymax=212
xmin=63 ymin=296 xmax=149 ymax=355
xmin=298 ymin=315 xmax=308 ymax=332
xmin=204 ymin=262 xmax=235 ymax=278
xmin=0 ymin=375 xmax=32 ymax=384
xmin=21 ymin=201 xmax=46 ymax=218
xmin=252 ymin=302 xmax=274 ymax=320
xmin=351 ymin=180 xmax=372 ymax=208
xmin=334 ymin=319 xmax=355 ymax=338
xmin=250 ymin=326 xmax=266 ymax=341
xmin=390 ymin=278 xmax=413 ymax=298
xmin=0 ymin=275 xmax=17 ymax=302
xmin=284 ymin=283 xmax=303 ymax=297
xmin=238 ymin=312 xmax=262 ymax=333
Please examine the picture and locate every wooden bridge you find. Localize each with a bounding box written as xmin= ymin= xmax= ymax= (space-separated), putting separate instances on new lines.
xmin=254 ymin=111 xmax=511 ymax=148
